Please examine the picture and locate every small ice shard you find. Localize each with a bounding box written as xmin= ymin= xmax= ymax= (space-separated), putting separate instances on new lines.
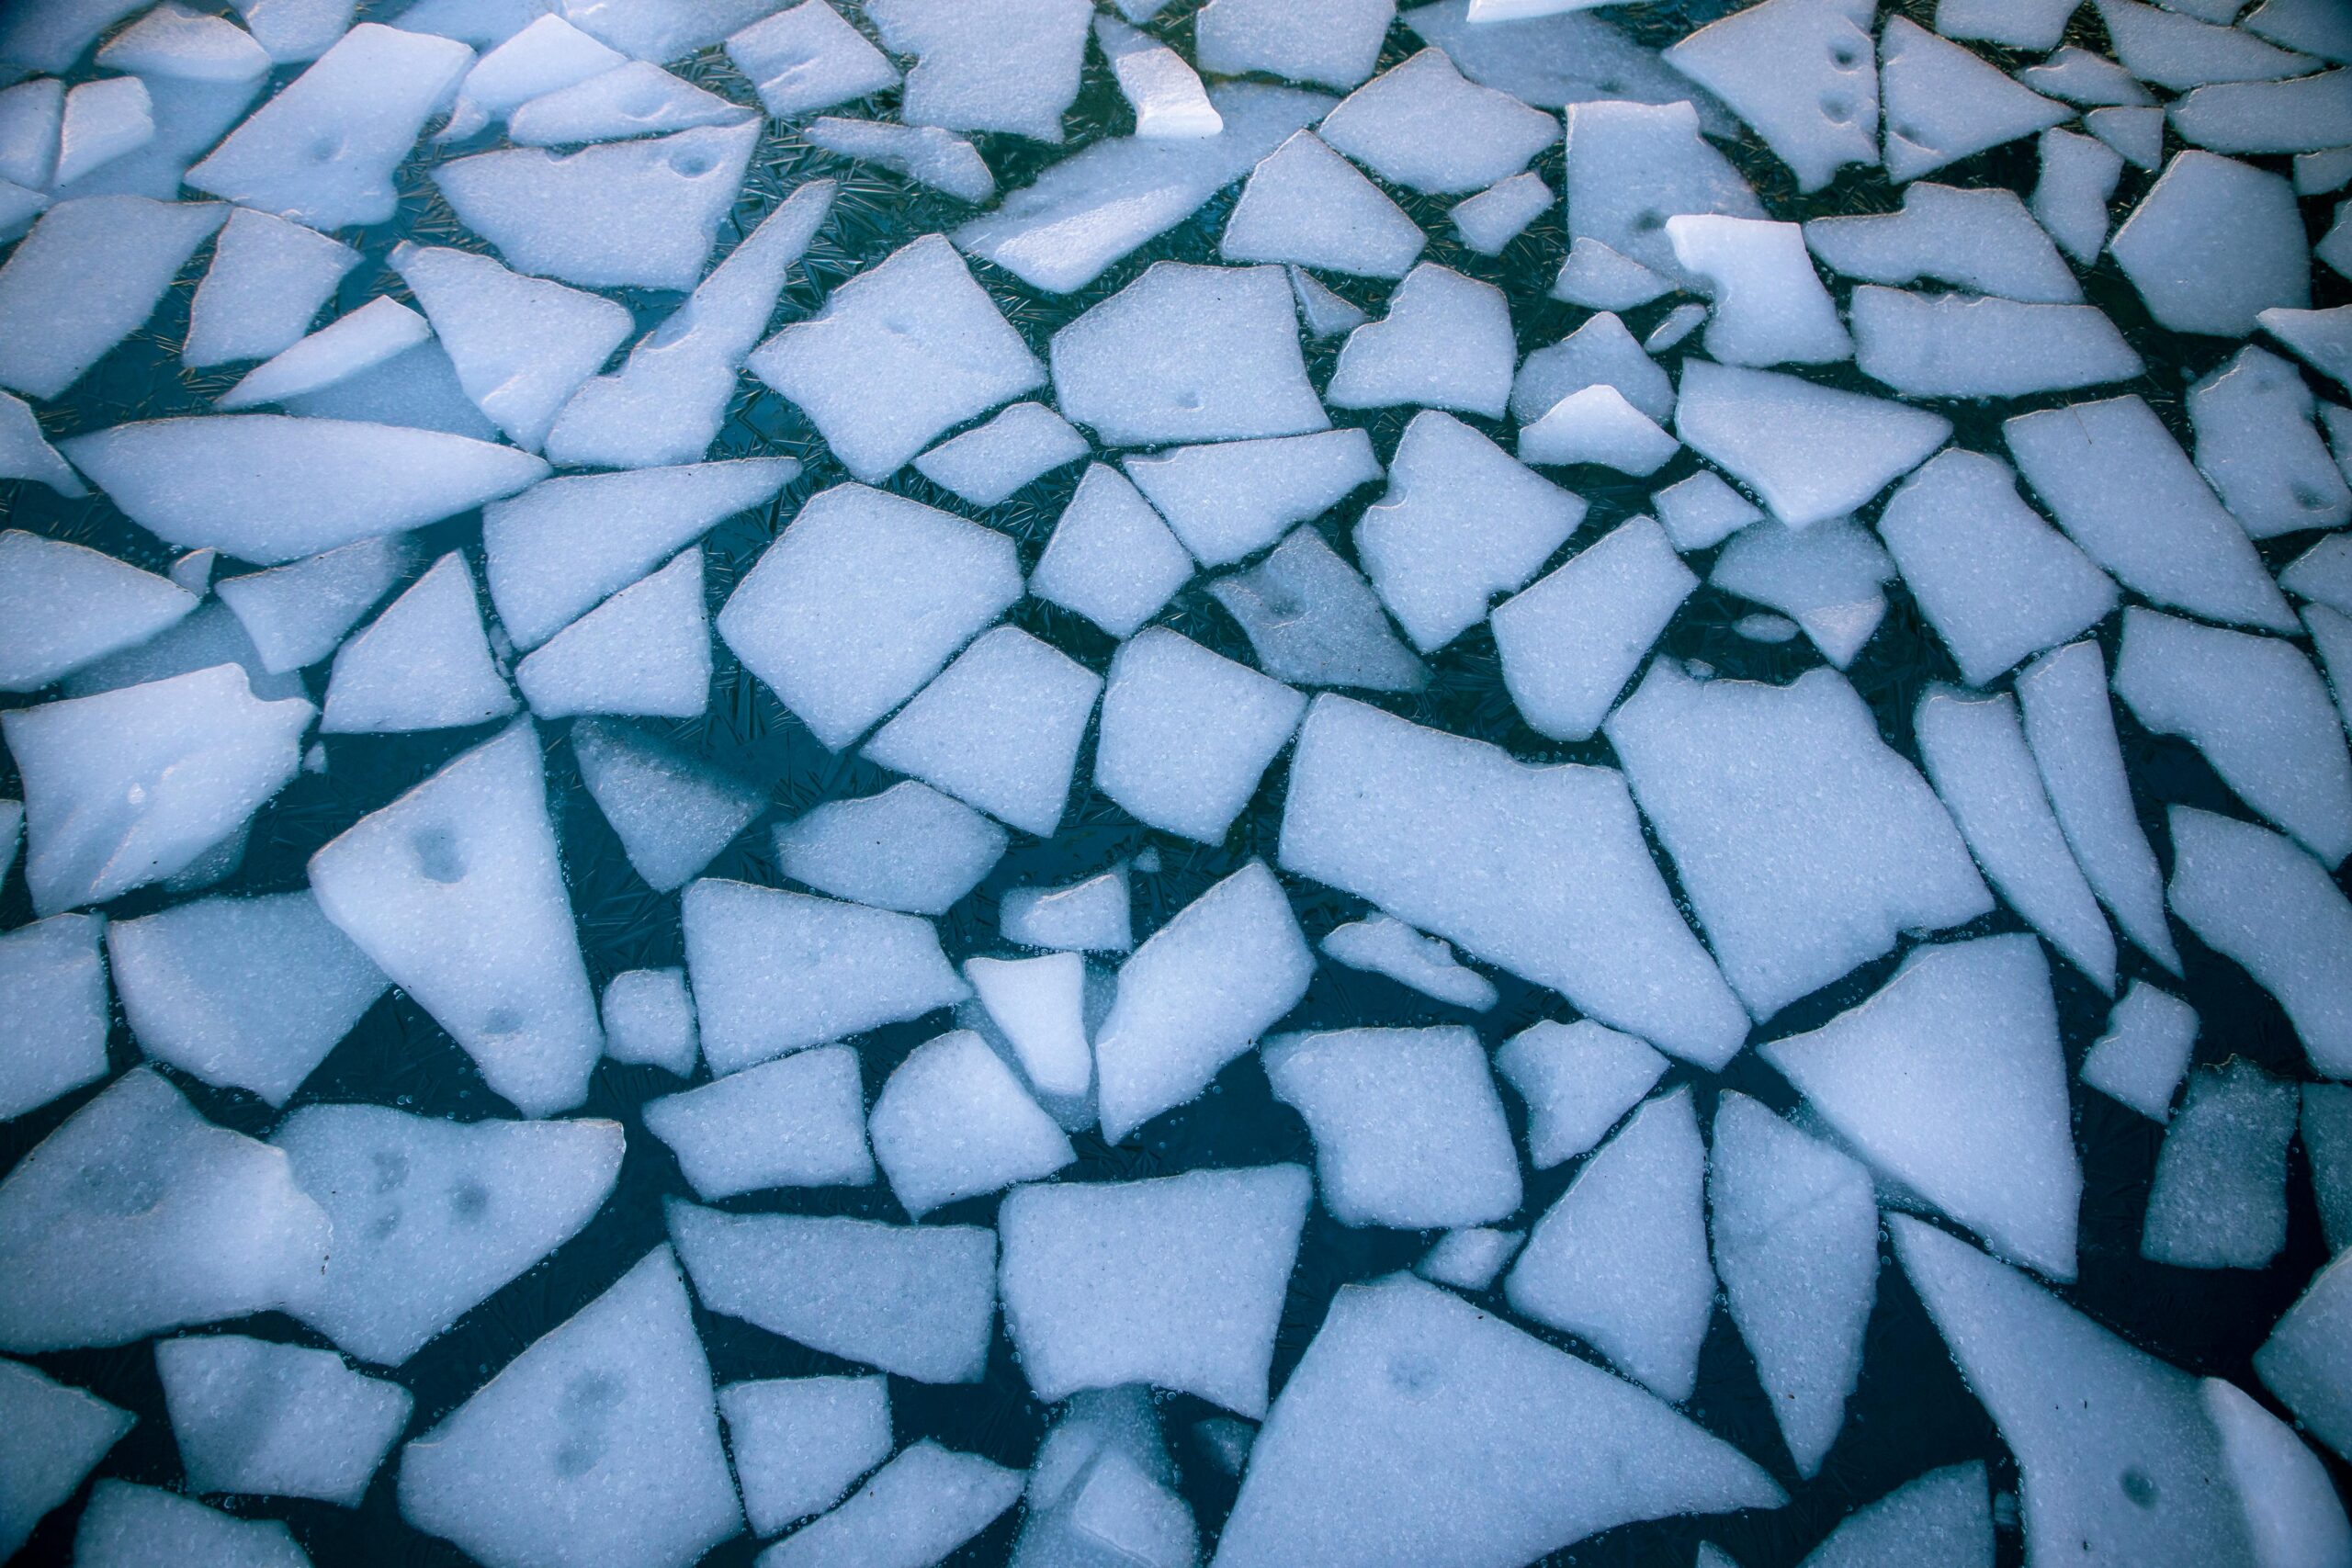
xmin=912 ymin=401 xmax=1086 ymax=507
xmin=726 ymin=1 xmax=899 ymax=118
xmin=1893 ymin=1215 xmax=2262 ymax=1564
xmin=1711 ymin=517 xmax=1894 ymax=666
xmin=1806 ymin=180 xmax=2082 ymax=301
xmin=1491 ymin=516 xmax=1694 ymax=742
xmin=1209 ymin=528 xmax=1431 ymax=693
xmin=2171 ymin=71 xmax=2352 ymax=157
xmin=1563 ymin=98 xmax=1762 ymax=284
xmin=1194 ymin=0 xmax=1394 ymax=88
xmin=434 ymin=120 xmax=760 ymax=292
xmin=0 ymin=1067 xmax=331 ymax=1352
xmin=1320 ymin=914 xmax=1498 ymax=1010
xmin=719 ymin=1376 xmax=891 ymax=1538
xmin=188 ymin=24 xmax=470 ymax=229
xmin=669 ymin=1203 xmax=997 ymax=1382
xmin=322 ymin=551 xmax=514 ymax=734
xmin=0 ymin=392 xmax=85 ymax=497
xmin=967 ymin=951 xmax=1091 ymax=1106
xmin=871 ymin=1029 xmax=1074 ymax=1215
xmin=2189 ymin=344 xmax=2352 ymax=537
xmin=863 ymin=626 xmax=1102 ymax=837
xmin=440 ymin=14 xmax=626 ymax=141
xmin=1415 ymin=1227 xmax=1521 ymax=1291
xmin=233 ymin=0 xmax=356 ymax=62
xmin=2111 ymin=152 xmax=2308 ymax=337
xmin=1853 ymin=288 xmax=2143 ymax=399
xmin=1051 ymin=261 xmax=1328 ymax=447
xmin=6 ymin=663 xmax=311 ymax=917
xmin=1552 ymin=235 xmax=1674 ymax=310
xmin=1000 ymin=1165 xmax=1307 ymax=1414
xmin=158 ymin=1334 xmax=409 ymax=1506
xmin=0 ymin=77 xmax=62 ymax=189
xmin=2088 ymin=101 xmax=2165 ymax=169
xmin=0 ymin=195 xmax=225 ymax=400
xmin=73 ymin=1482 xmax=312 ymax=1568
xmin=0 ymin=1360 xmax=132 ymax=1558
xmin=1328 ymin=262 xmax=1516 ymax=418
xmin=1668 ymin=215 xmax=1850 ymax=367
xmin=2021 ymin=44 xmax=2157 ymax=105
xmin=1216 ymin=1274 xmax=1784 ymax=1564
xmin=1221 ymin=130 xmax=1423 ymax=277
xmin=1675 ymin=359 xmax=1951 ymax=530
xmin=1711 ymin=1093 xmax=1877 ymax=1481
xmin=545 ymin=181 xmax=835 ymax=470
xmin=750 ymin=233 xmax=1044 ymax=482
xmin=2015 ymin=640 xmax=2183 ymax=973
xmin=2168 ymin=806 xmax=2352 ymax=1077
xmin=2202 ymin=1376 xmax=2352 ymax=1568
xmin=1266 ymin=1025 xmax=1521 ymax=1229
xmin=646 ymin=1045 xmax=873 ymax=1201
xmin=0 ymin=914 xmax=108 ymax=1121
xmin=1654 ymin=469 xmax=1766 ymax=552
xmin=169 ymin=550 xmax=215 ymax=596
xmin=1122 ymin=426 xmax=1382 ymax=568
xmin=53 ymin=77 xmax=153 ymax=188
xmin=602 ymin=967 xmax=698 ymax=1075
xmin=506 ymin=61 xmax=752 ymax=145
xmin=1292 ymin=265 xmax=1370 ymax=335
xmin=1798 ymin=1462 xmax=1992 ymax=1567
xmin=2006 ymin=396 xmax=2294 ymax=632
xmin=1879 ymin=17 xmax=2069 ymax=182
xmin=1874 ymin=448 xmax=2115 ymax=687
xmin=398 ymin=1247 xmax=741 ymax=1568
xmin=1497 ymin=1019 xmax=1668 ymax=1168
xmin=2288 ymin=536 xmax=2352 ymax=615
xmin=1767 ymin=936 xmax=2080 ymax=1280
xmin=1318 ymin=47 xmax=1558 ymax=195
xmin=1029 ymin=464 xmax=1194 ymax=637
xmin=1450 ymin=170 xmax=1548 ymax=254
xmin=1514 ymin=311 xmax=1678 ymax=424
xmin=2081 ymin=982 xmax=2198 ymax=1122
xmin=0 ymin=530 xmax=197 ymax=694
xmin=684 ymin=879 xmax=966 ymax=1075
xmin=573 ymin=720 xmax=763 ymax=893
xmin=802 ymin=117 xmax=995 ymax=203
xmin=511 ymin=546 xmax=707 ymax=720
xmin=1645 ymin=303 xmax=1709 ymax=353
xmin=2263 ymin=304 xmax=2352 ymax=390
xmin=867 ymin=0 xmax=1091 ymax=142
xmin=108 ymin=889 xmax=387 ymax=1106
xmin=1096 ymin=12 xmax=1219 ymax=137
xmin=1520 ymin=385 xmax=1679 ymax=475
xmin=2094 ymin=0 xmax=2312 ymax=89
xmin=390 ymin=243 xmax=630 ymax=453
xmin=2141 ymin=1061 xmax=2296 ymax=1270
xmin=1664 ymin=0 xmax=1879 ymax=193
xmin=763 ymin=1441 xmax=1022 ymax=1568
xmin=2261 ymin=1250 xmax=2352 ymax=1462
xmin=309 ymin=723 xmax=602 ymax=1116
xmin=217 ymin=297 xmax=433 ymax=412
xmin=776 ymin=782 xmax=1005 ymax=916
xmin=1285 ymin=693 xmax=1748 ymax=1064
xmin=2031 ymin=127 xmax=2125 ymax=265
xmin=1917 ymin=687 xmax=2117 ymax=992
xmin=1001 ymin=868 xmax=1133 ymax=953
xmin=1091 ymin=861 xmax=1312 ymax=1143
xmin=1096 ymin=627 xmax=1306 ymax=844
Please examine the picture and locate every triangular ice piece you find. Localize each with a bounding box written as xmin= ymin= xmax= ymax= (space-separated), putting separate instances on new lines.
xmin=0 ymin=528 xmax=197 ymax=694
xmin=1665 ymin=0 xmax=1879 ymax=193
xmin=1675 ymin=359 xmax=1951 ymax=529
xmin=322 ymin=551 xmax=515 ymax=734
xmin=390 ymin=243 xmax=633 ymax=452
xmin=514 ymin=547 xmax=710 ymax=721
xmin=1879 ymin=17 xmax=2070 ymax=182
xmin=572 ymin=718 xmax=764 ymax=893
xmin=1797 ymin=1461 xmax=1992 ymax=1567
xmin=1221 ymin=130 xmax=1426 ymax=278
xmin=0 ymin=1359 xmax=132 ymax=1558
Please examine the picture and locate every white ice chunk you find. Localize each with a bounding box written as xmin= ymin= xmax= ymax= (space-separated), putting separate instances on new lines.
xmin=234 ymin=0 xmax=356 ymax=62
xmin=442 ymin=15 xmax=625 ymax=140
xmin=1096 ymin=628 xmax=1306 ymax=844
xmin=1122 ymin=427 xmax=1381 ymax=568
xmin=1414 ymin=1227 xmax=1521 ymax=1291
xmin=0 ymin=530 xmax=196 ymax=694
xmin=647 ymin=1045 xmax=872 ymax=1200
xmin=2112 ymin=152 xmax=2308 ymax=338
xmin=1665 ymin=0 xmax=1878 ymax=193
xmin=388 ymin=0 xmax=548 ymax=48
xmin=2089 ymin=101 xmax=2165 ymax=168
xmin=53 ymin=77 xmax=153 ymax=188
xmin=2259 ymin=1249 xmax=2352 ymax=1463
xmin=1194 ymin=0 xmax=1395 ymax=88
xmin=1799 ymin=1462 xmax=1992 ymax=1568
xmin=1807 ymin=180 xmax=2081 ymax=302
xmin=1450 ymin=170 xmax=1548 ymax=254
xmin=776 ymin=782 xmax=1005 ymax=915
xmin=2168 ymin=806 xmax=2352 ymax=1077
xmin=1291 ymin=264 xmax=1371 ymax=336
xmin=1668 ymin=215 xmax=1850 ymax=367
xmin=1491 ymin=515 xmax=1693 ymax=742
xmin=0 ymin=914 xmax=108 ymax=1121
xmin=1675 ymin=359 xmax=1950 ymax=531
xmin=1209 ymin=528 xmax=1430 ymax=693
xmin=2190 ymin=344 xmax=2352 ymax=537
xmin=73 ymin=1482 xmax=312 ymax=1568
xmin=1879 ymin=17 xmax=2069 ymax=181
xmin=1092 ymin=861 xmax=1313 ymax=1142
xmin=322 ymin=551 xmax=514 ymax=734
xmin=1562 ymin=98 xmax=1762 ymax=284
xmin=1519 ymin=384 xmax=1679 ymax=475
xmin=217 ymin=297 xmax=433 ymax=412
xmin=1496 ymin=1018 xmax=1668 ymax=1168
xmin=1511 ymin=311 xmax=1673 ymax=425
xmin=561 ymin=0 xmax=793 ymax=62
xmin=762 ymin=1441 xmax=1021 ymax=1568
xmin=1853 ymin=288 xmax=2143 ymax=399
xmin=1001 ymin=869 xmax=1132 ymax=953
xmin=1551 ymin=236 xmax=1674 ymax=310
xmin=602 ymin=966 xmax=698 ymax=1074
xmin=0 ymin=392 xmax=84 ymax=497
xmin=2095 ymin=0 xmax=2312 ymax=87
xmin=863 ymin=626 xmax=1101 ymax=837
xmin=574 ymin=720 xmax=763 ymax=892
xmin=2031 ymin=127 xmax=2124 ymax=265
xmin=1221 ymin=130 xmax=1424 ymax=278
xmin=669 ymin=1203 xmax=997 ymax=1382
xmin=1328 ymin=263 xmax=1515 ymax=419
xmin=867 ymin=0 xmax=1091 ymax=141
xmin=1029 ymin=464 xmax=1194 ymax=637
xmin=725 ymin=1 xmax=898 ymax=117
xmin=1320 ymin=915 xmax=1498 ymax=1010
xmin=0 ymin=195 xmax=224 ymax=400
xmin=2263 ymin=304 xmax=2352 ymax=390
xmin=2022 ymin=44 xmax=2156 ymax=105
xmin=1654 ymin=469 xmax=1766 ymax=553
xmin=967 ymin=952 xmax=1091 ymax=1103
xmin=2082 ymin=982 xmax=2198 ymax=1122
xmin=514 ymin=547 xmax=709 ymax=721
xmin=1319 ymin=47 xmax=1558 ymax=195
xmin=2203 ymin=1376 xmax=2352 ymax=1568
xmin=1266 ymin=1024 xmax=1520 ymax=1229
xmin=871 ymin=1029 xmax=1074 ymax=1214
xmin=159 ymin=1334 xmax=408 ymax=1506
xmin=390 ymin=243 xmax=630 ymax=452
xmin=719 ymin=1376 xmax=891 ymax=1538
xmin=506 ymin=61 xmax=752 ymax=144
xmin=2171 ymin=71 xmax=2352 ymax=156
xmin=2288 ymin=536 xmax=2352 ymax=615
xmin=912 ymin=402 xmax=1086 ymax=507
xmin=802 ymin=117 xmax=994 ymax=203
xmin=0 ymin=1360 xmax=131 ymax=1559
xmin=2142 ymin=1060 xmax=2295 ymax=1269
xmin=1095 ymin=12 xmax=1219 ymax=138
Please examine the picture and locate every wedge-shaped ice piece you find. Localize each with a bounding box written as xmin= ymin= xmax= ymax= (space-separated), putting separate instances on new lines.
xmin=64 ymin=416 xmax=547 ymax=567
xmin=1320 ymin=915 xmax=1498 ymax=1010
xmin=558 ymin=0 xmax=795 ymax=61
xmin=722 ymin=1376 xmax=890 ymax=1538
xmin=1711 ymin=1093 xmax=1877 ymax=1481
xmin=322 ymin=551 xmax=514 ymax=734
xmin=1879 ymin=18 xmax=2068 ymax=181
xmin=2112 ymin=152 xmax=2309 ymax=338
xmin=1654 ymin=469 xmax=1765 ymax=552
xmin=159 ymin=1334 xmax=409 ymax=1506
xmin=1491 ymin=516 xmax=1692 ymax=743
xmin=863 ymin=626 xmax=1099 ymax=837
xmin=1221 ymin=130 xmax=1423 ymax=277
xmin=1211 ymin=528 xmax=1430 ymax=693
xmin=67 ymin=14 xmax=274 ymax=203
xmin=1092 ymin=861 xmax=1312 ymax=1142
xmin=74 ymin=1481 xmax=312 ymax=1568
xmin=2031 ymin=127 xmax=2124 ymax=265
xmin=1854 ymin=288 xmax=2143 ymax=399
xmin=1520 ymin=384 xmax=1677 ymax=474
xmin=670 ymin=1203 xmax=996 ymax=1382
xmin=0 ymin=392 xmax=84 ymax=497
xmin=1450 ymin=170 xmax=1548 ymax=254
xmin=275 ymin=1105 xmax=620 ymax=1365
xmin=1917 ymin=688 xmax=2116 ymax=992
xmin=603 ymin=966 xmax=698 ymax=1074
xmin=763 ymin=1440 xmax=1022 ymax=1568
xmin=1767 ymin=936 xmax=2079 ymax=1278
xmin=0 ymin=196 xmax=224 ymax=400
xmin=2245 ymin=0 xmax=2352 ymax=59
xmin=950 ymin=83 xmax=1332 ymax=294
xmin=1096 ymin=12 xmax=1219 ymax=138
xmin=1806 ymin=182 xmax=2079 ymax=302
xmin=2173 ymin=71 xmax=2352 ymax=157
xmin=53 ymin=77 xmax=153 ymax=188
xmin=507 ymin=60 xmax=751 ymax=143
xmin=727 ymin=1 xmax=897 ymax=116
xmin=109 ymin=890 xmax=387 ymax=1107
xmin=2117 ymin=610 xmax=2352 ymax=866
xmin=1123 ymin=428 xmax=1380 ymax=569
xmin=1712 ymin=518 xmax=1894 ymax=666
xmin=967 ymin=953 xmax=1090 ymax=1104
xmin=400 ymin=1247 xmax=741 ymax=1568
xmin=1664 ymin=0 xmax=1879 ymax=193
xmin=489 ymin=458 xmax=796 ymax=651
xmin=1327 ymin=264 xmax=1515 ymax=422
xmin=1031 ymin=465 xmax=1193 ymax=637
xmin=1319 ymin=47 xmax=1557 ymax=195
xmin=546 ymin=181 xmax=835 ymax=470
xmin=684 ymin=880 xmax=967 ymax=1075
xmin=59 ymin=598 xmax=299 ymax=708
xmin=2260 ymin=1249 xmax=2352 ymax=1464
xmin=867 ymin=0 xmax=1090 ymax=142
xmin=2089 ymin=102 xmax=2165 ymax=169
xmin=2005 ymin=396 xmax=2293 ymax=632
xmin=2142 ymin=1061 xmax=2296 ymax=1270
xmin=912 ymin=402 xmax=1084 ymax=507
xmin=1097 ymin=629 xmax=1305 ymax=844
xmin=1053 ymin=262 xmax=1327 ymax=447
xmin=1266 ymin=1025 xmax=1519 ymax=1229
xmin=187 ymin=25 xmax=469 ymax=228
xmin=647 ymin=1045 xmax=872 ymax=1201
xmin=309 ymin=723 xmax=601 ymax=1115
xmin=1563 ymin=98 xmax=1762 ymax=283
xmin=1195 ymin=0 xmax=1394 ymax=88
xmin=775 ymin=782 xmax=1004 ymax=916
xmin=2094 ymin=0 xmax=2311 ymax=88
xmin=277 ymin=335 xmax=498 ymax=440
xmin=2288 ymin=536 xmax=2352 ymax=615
xmin=1217 ymin=1274 xmax=1784 ymax=1565
xmin=0 ymin=530 xmax=196 ymax=694
xmin=2190 ymin=344 xmax=2352 ymax=538
xmin=1551 ymin=235 xmax=1674 ymax=310
xmin=1677 ymin=360 xmax=1949 ymax=531
xmin=0 ymin=1068 xmax=330 ymax=1352
xmin=435 ymin=121 xmax=758 ymax=291
xmin=1875 ymin=449 xmax=2114 ymax=687
xmin=2203 ymin=1375 xmax=2352 ymax=1568
xmin=0 ymin=1360 xmax=131 ymax=1558
xmin=2168 ymin=807 xmax=2352 ymax=1077
xmin=1416 ymin=1226 xmax=1521 ymax=1291
xmin=1669 ymin=215 xmax=1849 ymax=367
xmin=0 ymin=913 xmax=107 ymax=1121
xmin=390 ymin=243 xmax=629 ymax=452
xmin=802 ymin=116 xmax=994 ymax=204
xmin=514 ymin=547 xmax=708 ymax=720
xmin=1497 ymin=1018 xmax=1667 ymax=1168
xmin=1800 ymin=1462 xmax=1991 ymax=1568
xmin=871 ymin=1029 xmax=1074 ymax=1215
xmin=574 ymin=719 xmax=764 ymax=893
xmin=6 ymin=663 xmax=311 ymax=918
xmin=440 ymin=14 xmax=625 ymax=140
xmin=2022 ymin=43 xmax=2154 ymax=104
xmin=1002 ymin=868 xmax=1132 ymax=953
xmin=220 ymin=537 xmax=420 ymax=675
xmin=751 ymin=234 xmax=1043 ymax=482
xmin=1000 ymin=1165 xmax=1307 ymax=1415
xmin=2081 ymin=983 xmax=2197 ymax=1122
xmin=218 ymin=297 xmax=432 ymax=412
xmin=2263 ymin=303 xmax=2352 ymax=389
xmin=1286 ymin=694 xmax=1748 ymax=1063
xmin=1894 ymin=1215 xmax=2259 ymax=1564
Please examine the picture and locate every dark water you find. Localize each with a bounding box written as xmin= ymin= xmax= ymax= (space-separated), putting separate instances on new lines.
xmin=4 ymin=0 xmax=2349 ymax=1562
